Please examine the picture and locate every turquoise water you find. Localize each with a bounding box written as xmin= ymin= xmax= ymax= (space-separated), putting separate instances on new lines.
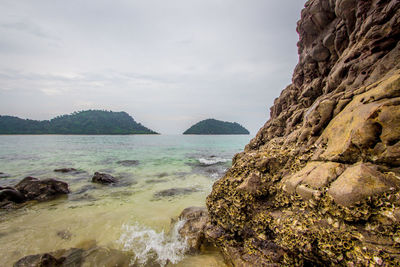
xmin=0 ymin=135 xmax=250 ymax=266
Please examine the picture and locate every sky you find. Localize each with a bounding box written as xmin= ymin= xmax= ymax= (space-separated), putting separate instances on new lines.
xmin=0 ymin=0 xmax=306 ymax=134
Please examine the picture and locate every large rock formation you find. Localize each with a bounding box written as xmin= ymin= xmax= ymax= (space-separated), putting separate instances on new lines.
xmin=206 ymin=0 xmax=400 ymax=265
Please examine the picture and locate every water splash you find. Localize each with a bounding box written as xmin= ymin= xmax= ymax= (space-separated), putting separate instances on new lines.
xmin=118 ymin=220 xmax=188 ymax=266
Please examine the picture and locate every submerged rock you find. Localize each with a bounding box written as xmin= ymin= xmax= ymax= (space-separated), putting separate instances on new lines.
xmin=13 ymin=246 xmax=130 ymax=267
xmin=116 ymin=160 xmax=140 ymax=166
xmin=91 ymin=172 xmax=117 ymax=184
xmin=54 ymin=168 xmax=84 ymax=174
xmin=154 ymin=187 xmax=199 ymax=198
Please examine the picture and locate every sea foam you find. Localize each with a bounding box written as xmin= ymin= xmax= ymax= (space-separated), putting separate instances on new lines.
xmin=118 ymin=220 xmax=188 ymax=266
xmin=198 ymin=157 xmax=228 ymax=166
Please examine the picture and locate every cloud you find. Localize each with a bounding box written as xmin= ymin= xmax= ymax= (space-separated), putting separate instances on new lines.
xmin=40 ymin=88 xmax=63 ymax=96
xmin=0 ymin=0 xmax=306 ymax=134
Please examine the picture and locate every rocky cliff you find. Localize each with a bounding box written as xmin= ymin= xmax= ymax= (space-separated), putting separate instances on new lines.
xmin=206 ymin=0 xmax=400 ymax=265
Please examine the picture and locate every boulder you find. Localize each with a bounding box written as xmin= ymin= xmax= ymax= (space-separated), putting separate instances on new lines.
xmin=327 ymin=163 xmax=397 ymax=206
xmin=91 ymin=172 xmax=117 ymax=184
xmin=237 ymin=173 xmax=262 ymax=194
xmin=14 ymin=177 xmax=69 ymax=201
xmin=283 ymin=161 xmax=345 ymax=194
xmin=178 ymin=207 xmax=209 ymax=253
xmin=311 ymin=44 xmax=331 ymax=62
xmin=314 ymin=74 xmax=400 ymax=166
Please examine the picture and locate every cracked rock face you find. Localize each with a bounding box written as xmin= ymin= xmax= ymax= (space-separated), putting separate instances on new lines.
xmin=206 ymin=0 xmax=400 ymax=265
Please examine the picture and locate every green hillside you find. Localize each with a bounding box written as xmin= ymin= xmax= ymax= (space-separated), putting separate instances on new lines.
xmin=0 ymin=110 xmax=157 ymax=134
xmin=183 ymin=119 xmax=249 ymax=135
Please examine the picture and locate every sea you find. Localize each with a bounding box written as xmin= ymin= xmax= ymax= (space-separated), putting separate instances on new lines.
xmin=0 ymin=135 xmax=251 ymax=266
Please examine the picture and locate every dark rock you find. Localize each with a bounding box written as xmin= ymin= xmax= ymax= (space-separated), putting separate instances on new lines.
xmin=15 ymin=177 xmax=69 ymax=201
xmin=154 ymin=187 xmax=198 ymax=198
xmin=116 ymin=160 xmax=140 ymax=166
xmin=91 ymin=172 xmax=117 ymax=184
xmin=0 ymin=188 xmax=25 ymax=203
xmin=13 ymin=253 xmax=64 ymax=267
xmin=13 ymin=248 xmax=84 ymax=267
xmin=178 ymin=207 xmax=209 ymax=253
xmin=13 ymin=246 xmax=130 ymax=267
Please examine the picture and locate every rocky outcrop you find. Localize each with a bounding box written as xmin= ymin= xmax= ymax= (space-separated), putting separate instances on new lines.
xmin=206 ymin=0 xmax=400 ymax=265
xmin=91 ymin=172 xmax=117 ymax=184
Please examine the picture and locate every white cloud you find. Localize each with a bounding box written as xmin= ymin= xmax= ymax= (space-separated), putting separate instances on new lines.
xmin=0 ymin=0 xmax=306 ymax=134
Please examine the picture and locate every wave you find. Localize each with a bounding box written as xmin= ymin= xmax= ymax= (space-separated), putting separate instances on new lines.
xmin=118 ymin=220 xmax=188 ymax=266
xmin=198 ymin=157 xmax=229 ymax=166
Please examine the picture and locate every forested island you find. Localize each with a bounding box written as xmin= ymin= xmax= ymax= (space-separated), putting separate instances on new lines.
xmin=183 ymin=119 xmax=249 ymax=135
xmin=0 ymin=110 xmax=157 ymax=134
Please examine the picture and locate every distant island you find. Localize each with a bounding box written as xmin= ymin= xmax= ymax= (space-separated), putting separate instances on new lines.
xmin=0 ymin=110 xmax=157 ymax=134
xmin=183 ymin=119 xmax=249 ymax=135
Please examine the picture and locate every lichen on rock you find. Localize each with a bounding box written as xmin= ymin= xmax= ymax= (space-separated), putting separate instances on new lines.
xmin=204 ymin=0 xmax=400 ymax=265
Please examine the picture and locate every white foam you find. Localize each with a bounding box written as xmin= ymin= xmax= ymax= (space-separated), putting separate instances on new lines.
xmin=198 ymin=157 xmax=228 ymax=165
xmin=118 ymin=220 xmax=188 ymax=266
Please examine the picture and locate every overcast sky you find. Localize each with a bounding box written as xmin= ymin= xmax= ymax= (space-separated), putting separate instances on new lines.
xmin=0 ymin=0 xmax=306 ymax=134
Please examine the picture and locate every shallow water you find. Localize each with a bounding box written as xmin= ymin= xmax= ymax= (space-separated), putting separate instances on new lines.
xmin=0 ymin=135 xmax=250 ymax=266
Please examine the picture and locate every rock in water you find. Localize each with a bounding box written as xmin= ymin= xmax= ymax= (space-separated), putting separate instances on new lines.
xmin=13 ymin=253 xmax=65 ymax=267
xmin=54 ymin=168 xmax=83 ymax=174
xmin=206 ymin=0 xmax=400 ymax=265
xmin=0 ymin=188 xmax=25 ymax=203
xmin=15 ymin=177 xmax=69 ymax=201
xmin=178 ymin=207 xmax=209 ymax=253
xmin=13 ymin=246 xmax=130 ymax=267
xmin=91 ymin=172 xmax=117 ymax=184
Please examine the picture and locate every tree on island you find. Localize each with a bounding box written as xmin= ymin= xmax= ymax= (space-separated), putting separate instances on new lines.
xmin=0 ymin=110 xmax=157 ymax=134
xmin=183 ymin=119 xmax=249 ymax=135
